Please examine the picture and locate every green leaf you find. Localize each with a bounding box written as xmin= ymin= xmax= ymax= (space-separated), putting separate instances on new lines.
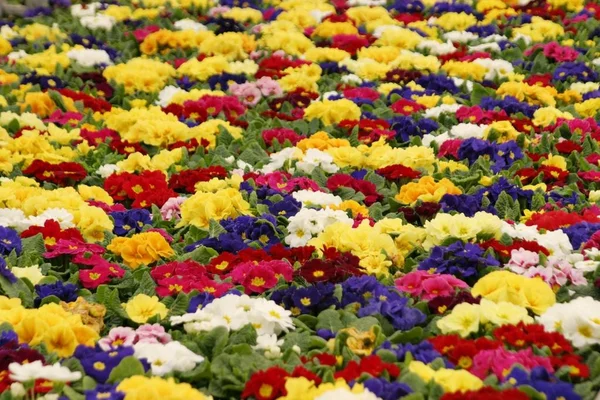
xmin=495 ymin=191 xmax=516 ymax=220
xmin=168 ymin=291 xmax=191 ymax=317
xmin=227 ymin=324 xmax=257 ymax=347
xmin=388 ymin=327 xmax=424 ymax=344
xmin=107 ymin=356 xmax=146 ymax=383
xmin=63 ymin=386 xmax=85 ymax=400
xmin=0 ymin=276 xmax=33 ymax=307
xmin=208 ymin=219 xmax=227 ymax=238
xmin=133 ymin=272 xmax=156 ymax=297
xmin=316 ymin=310 xmax=344 ymax=332
xmin=182 ymin=246 xmax=218 ymax=264
xmin=197 ymin=326 xmax=229 ymax=360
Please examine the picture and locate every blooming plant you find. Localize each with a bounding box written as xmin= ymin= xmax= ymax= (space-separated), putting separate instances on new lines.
xmin=1 ymin=0 xmax=600 ymax=399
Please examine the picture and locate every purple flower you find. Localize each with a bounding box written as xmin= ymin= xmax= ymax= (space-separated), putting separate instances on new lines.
xmin=271 ymin=283 xmax=338 ymax=315
xmin=480 ymin=96 xmax=538 ymax=117
xmin=388 ymin=0 xmax=424 ymax=12
xmin=34 ymin=281 xmax=79 ymax=307
xmin=208 ymin=72 xmax=247 ymax=91
xmin=553 ymin=62 xmax=598 ymax=82
xmin=358 ymin=298 xmax=426 ymax=330
xmin=187 ymin=292 xmax=215 ymax=312
xmin=110 ymin=209 xmax=152 ymax=236
xmin=85 ymin=384 xmax=125 ymax=400
xmin=378 ymin=341 xmax=448 ymax=365
xmin=78 ymin=346 xmax=134 ymax=383
xmin=362 ymin=378 xmax=412 ymax=400
xmin=0 ymin=227 xmax=22 ymax=256
xmin=562 ymin=222 xmax=600 ymax=250
xmin=418 ymin=241 xmax=500 ymax=281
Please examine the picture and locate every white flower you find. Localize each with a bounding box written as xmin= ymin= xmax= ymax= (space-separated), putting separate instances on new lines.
xmin=296 ymin=149 xmax=339 ymax=174
xmin=9 ymin=361 xmax=82 ymax=383
xmin=0 ymin=209 xmax=27 ymax=231
xmin=37 ymin=208 xmax=75 ymax=229
xmin=79 ymin=14 xmax=117 ymax=31
xmin=340 ymin=73 xmax=363 ymax=84
xmin=67 ymin=48 xmax=112 ymax=67
xmin=96 ymin=164 xmax=121 ymax=178
xmin=292 ymin=190 xmax=342 ymax=207
xmin=155 ymin=85 xmax=184 ymax=107
xmin=134 ymin=341 xmax=204 ymax=376
xmin=449 ymin=123 xmax=487 ymax=139
xmin=593 ymin=58 xmax=600 ymax=67
xmin=469 ymin=42 xmax=501 ymax=53
xmin=423 ymin=104 xmax=461 ymax=119
xmin=481 ymin=34 xmax=508 ymax=43
xmin=537 ymin=229 xmax=573 ymax=256
xmin=315 ymin=388 xmax=382 ymax=400
xmin=285 ymin=218 xmax=314 ymax=247
xmin=512 ymin=33 xmax=532 ymax=45
xmin=442 ymin=31 xmax=478 ymax=43
xmin=254 ymin=334 xmax=284 ymax=359
xmin=174 ymin=18 xmax=207 ymax=31
xmin=473 ymin=58 xmax=514 ymax=80
xmin=0 ymin=25 xmax=18 ymax=40
xmin=70 ymin=3 xmax=100 ymax=17
xmin=10 ymin=382 xmax=26 ymax=397
xmin=451 ymin=77 xmax=473 ymax=92
xmin=7 ymin=50 xmax=28 ymax=62
xmin=260 ymin=147 xmax=302 ymax=174
xmin=570 ymin=82 xmax=600 ymax=95
xmin=372 ymin=25 xmax=402 ymax=39
xmin=310 ymin=9 xmax=332 ymax=24
xmin=417 ymin=40 xmax=456 ymax=56
xmin=537 ymin=297 xmax=600 ymax=348
xmin=347 ymin=0 xmax=385 ymax=5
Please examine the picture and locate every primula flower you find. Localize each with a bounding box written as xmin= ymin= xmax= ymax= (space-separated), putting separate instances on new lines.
xmin=0 ymin=227 xmax=22 ymax=256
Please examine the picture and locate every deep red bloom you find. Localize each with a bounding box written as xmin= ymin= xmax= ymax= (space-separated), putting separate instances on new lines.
xmin=331 ymin=34 xmax=369 ymax=55
xmin=262 ymin=128 xmax=305 ymax=147
xmin=441 ymin=387 xmax=529 ymax=400
xmin=390 ymin=99 xmax=426 ymax=115
xmin=169 ymin=166 xmax=228 ymax=193
xmin=23 ymin=160 xmax=87 ymax=186
xmin=242 ymin=367 xmax=289 ymax=400
xmin=555 ymin=140 xmax=583 ymax=154
xmin=21 ymin=219 xmax=84 ymax=249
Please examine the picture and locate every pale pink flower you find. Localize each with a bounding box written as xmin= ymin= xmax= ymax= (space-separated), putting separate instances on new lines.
xmin=98 ymin=327 xmax=136 ymax=350
xmin=135 ymin=324 xmax=172 ymax=344
xmin=208 ymin=6 xmax=230 ymax=17
xmin=160 ymin=196 xmax=187 ymax=220
xmin=237 ymin=85 xmax=262 ymax=106
xmin=255 ymin=77 xmax=283 ymax=97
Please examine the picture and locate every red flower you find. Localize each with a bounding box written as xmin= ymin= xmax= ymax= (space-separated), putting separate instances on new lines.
xmin=331 ymin=34 xmax=369 ymax=55
xmin=242 ymin=367 xmax=289 ymax=400
xmin=23 ymin=160 xmax=87 ymax=186
xmin=524 ymin=73 xmax=553 ymax=87
xmin=262 ymin=128 xmax=305 ymax=146
xmin=312 ymin=353 xmax=337 ymax=366
xmin=334 ymin=355 xmax=399 ymax=381
xmin=376 ymin=164 xmax=421 ymax=181
xmin=478 ymin=238 xmax=550 ymax=259
xmin=169 ymin=166 xmax=228 ymax=193
xmin=441 ymin=387 xmax=529 ymax=400
xmin=291 ymin=366 xmax=321 ymax=385
xmin=79 ymin=266 xmax=112 ymax=289
xmin=390 ymin=99 xmax=426 ymax=115
xmin=525 ymin=210 xmax=598 ymax=230
xmin=343 ymin=87 xmax=380 ymax=102
xmin=57 ymin=88 xmax=112 ymax=112
xmin=243 ymin=265 xmax=278 ymax=293
xmin=21 ymin=219 xmax=83 ymax=249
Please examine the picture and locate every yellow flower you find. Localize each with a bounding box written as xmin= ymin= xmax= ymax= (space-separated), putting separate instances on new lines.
xmin=11 ymin=265 xmax=44 ymax=285
xmin=533 ymin=107 xmax=573 ymax=127
xmin=304 ymin=99 xmax=361 ymax=126
xmin=312 ymin=21 xmax=358 ymax=38
xmin=437 ymin=302 xmax=481 ymax=337
xmin=442 ymin=61 xmax=487 ymax=81
xmin=328 ymin=200 xmax=369 ymax=218
xmin=409 ymin=361 xmax=483 ymax=393
xmin=118 ymin=376 xmax=211 ymax=400
xmin=0 ymin=296 xmax=21 ymax=310
xmin=74 ymin=205 xmax=114 ymax=243
xmin=108 ymin=232 xmax=174 ymax=269
xmin=178 ymin=188 xmax=252 ymax=228
xmin=541 ymin=154 xmax=567 ymax=171
xmin=0 ymin=37 xmax=12 ymax=56
xmin=395 ymin=176 xmax=462 ymax=205
xmin=341 ymin=327 xmax=378 ymax=356
xmin=435 ymin=12 xmax=478 ymax=31
xmin=78 ymin=185 xmax=114 ymax=205
xmin=123 ymin=294 xmax=168 ymax=324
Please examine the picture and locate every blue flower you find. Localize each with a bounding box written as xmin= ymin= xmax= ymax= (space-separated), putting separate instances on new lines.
xmin=266 ymin=195 xmax=302 ymax=218
xmin=319 ymin=62 xmax=348 ymax=75
xmin=0 ymin=329 xmax=18 ymax=346
xmin=0 ymin=257 xmax=17 ymax=284
xmin=388 ymin=0 xmax=424 ymax=12
xmin=0 ymin=226 xmax=22 ymax=256
xmin=553 ymin=62 xmax=597 ymax=82
xmin=440 ymin=193 xmax=486 ymax=217
xmin=358 ymin=298 xmax=426 ymax=330
xmin=111 ymin=209 xmax=152 ymax=236
xmin=271 ymin=283 xmax=338 ymax=316
xmin=363 ymin=378 xmax=412 ymax=400
xmin=416 ymin=74 xmax=460 ymax=94
xmin=480 ymin=96 xmax=538 ymax=117
xmin=505 ymin=367 xmax=580 ymax=400
xmin=34 ymin=281 xmax=79 ymax=307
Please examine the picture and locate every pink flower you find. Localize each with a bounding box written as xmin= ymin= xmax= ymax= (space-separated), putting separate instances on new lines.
xmin=243 ymin=265 xmax=278 ymax=293
xmin=87 ymin=200 xmax=127 ymax=213
xmin=543 ymin=42 xmax=580 ymax=62
xmin=421 ymin=277 xmax=454 ymax=300
xmin=44 ymin=110 xmax=83 ymax=126
xmin=232 ymin=83 xmax=262 ymax=106
xmin=506 ymin=249 xmax=540 ymax=274
xmin=130 ymin=25 xmax=160 ymax=43
xmin=229 ymin=261 xmax=255 ymax=284
xmin=135 ymin=324 xmax=172 ymax=344
xmin=471 ymin=348 xmax=554 ymax=379
xmin=395 ymin=271 xmax=430 ymax=296
xmin=255 ymin=77 xmax=283 ymax=97
xmin=264 ymin=260 xmax=293 ymax=281
xmin=43 ymin=239 xmax=105 ymax=258
xmin=98 ymin=327 xmax=136 ymax=350
xmin=160 ymin=196 xmax=187 ymax=220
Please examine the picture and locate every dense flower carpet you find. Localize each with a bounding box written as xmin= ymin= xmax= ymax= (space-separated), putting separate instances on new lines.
xmin=2 ymin=0 xmax=600 ymax=399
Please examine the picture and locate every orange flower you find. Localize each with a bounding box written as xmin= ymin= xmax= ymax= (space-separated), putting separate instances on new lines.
xmin=395 ymin=176 xmax=462 ymax=205
xmin=107 ymin=232 xmax=174 ymax=269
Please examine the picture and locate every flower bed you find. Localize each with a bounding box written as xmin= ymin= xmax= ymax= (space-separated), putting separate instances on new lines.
xmin=1 ymin=0 xmax=600 ymax=399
